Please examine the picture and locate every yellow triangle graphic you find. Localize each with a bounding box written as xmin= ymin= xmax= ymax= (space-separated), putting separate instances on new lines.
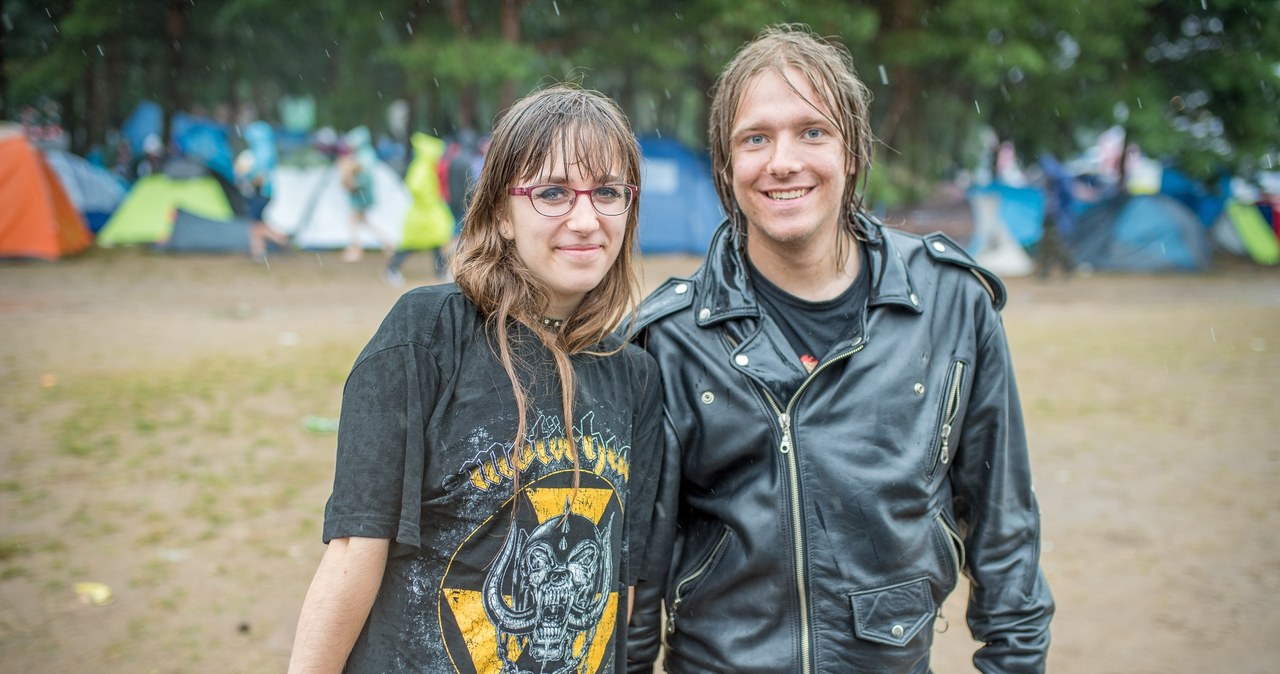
xmin=527 ymin=487 xmax=613 ymax=524
xmin=443 ymin=588 xmax=504 ymax=672
xmin=584 ymin=591 xmax=619 ymax=672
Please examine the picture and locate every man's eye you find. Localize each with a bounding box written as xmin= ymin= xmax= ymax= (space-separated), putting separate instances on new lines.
xmin=745 ymin=134 xmax=765 ymax=145
xmin=803 ymin=128 xmax=825 ymax=139
xmin=533 ymin=186 xmax=571 ymax=202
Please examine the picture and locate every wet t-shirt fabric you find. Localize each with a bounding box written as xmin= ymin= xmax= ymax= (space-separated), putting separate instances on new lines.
xmin=323 ymin=284 xmax=663 ymax=674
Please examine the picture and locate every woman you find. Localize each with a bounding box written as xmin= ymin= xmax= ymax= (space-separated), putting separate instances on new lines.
xmin=289 ymin=84 xmax=661 ymax=674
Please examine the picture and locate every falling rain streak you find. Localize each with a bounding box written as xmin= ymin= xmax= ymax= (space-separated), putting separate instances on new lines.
xmin=553 ymin=1 xmax=561 ymax=16
xmin=878 ymin=65 xmax=888 ymax=85
xmin=974 ymin=100 xmax=982 ymax=114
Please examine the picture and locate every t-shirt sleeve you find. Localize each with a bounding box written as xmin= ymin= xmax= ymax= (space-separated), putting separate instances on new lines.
xmin=323 ymin=342 xmax=437 ymax=557
xmin=623 ymin=352 xmax=664 ymax=586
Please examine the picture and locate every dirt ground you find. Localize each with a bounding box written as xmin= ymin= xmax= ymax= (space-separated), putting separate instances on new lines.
xmin=1 ymin=246 xmax=1278 ymax=673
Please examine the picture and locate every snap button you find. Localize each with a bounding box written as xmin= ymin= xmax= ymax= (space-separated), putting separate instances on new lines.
xmin=932 ymin=241 xmax=947 ymax=253
xmin=734 ymin=354 xmax=749 ymax=366
xmin=909 ymin=293 xmax=919 ymax=306
xmin=674 ymin=283 xmax=688 ymax=294
xmin=891 ymin=624 xmax=905 ymax=638
xmin=701 ymin=391 xmax=714 ymax=404
xmin=698 ymin=308 xmax=711 ymax=320
xmin=913 ymin=383 xmax=925 ymax=395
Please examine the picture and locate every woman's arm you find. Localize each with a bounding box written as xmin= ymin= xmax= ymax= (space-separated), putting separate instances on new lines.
xmin=288 ymin=536 xmax=390 ymax=674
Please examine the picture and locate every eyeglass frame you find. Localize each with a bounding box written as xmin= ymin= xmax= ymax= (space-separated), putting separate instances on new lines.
xmin=507 ymin=183 xmax=640 ymax=217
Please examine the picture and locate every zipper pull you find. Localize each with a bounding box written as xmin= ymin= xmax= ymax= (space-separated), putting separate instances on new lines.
xmin=939 ymin=424 xmax=952 ymax=464
xmin=779 ymin=412 xmax=793 ymax=454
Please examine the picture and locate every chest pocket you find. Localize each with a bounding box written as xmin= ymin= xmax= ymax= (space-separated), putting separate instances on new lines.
xmin=926 ymin=358 xmax=971 ymax=479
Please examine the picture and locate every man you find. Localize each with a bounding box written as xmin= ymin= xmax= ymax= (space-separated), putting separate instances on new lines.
xmin=628 ymin=24 xmax=1054 ymax=673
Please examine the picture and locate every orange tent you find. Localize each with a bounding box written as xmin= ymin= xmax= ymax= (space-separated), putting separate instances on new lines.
xmin=0 ymin=126 xmax=92 ymax=260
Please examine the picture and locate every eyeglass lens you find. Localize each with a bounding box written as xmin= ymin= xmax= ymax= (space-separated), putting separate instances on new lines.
xmin=529 ymin=185 xmax=635 ymax=217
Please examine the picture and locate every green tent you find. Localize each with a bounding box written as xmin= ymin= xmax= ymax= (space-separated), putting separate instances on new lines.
xmin=98 ymin=175 xmax=235 ymax=246
xmin=1224 ymin=200 xmax=1279 ymax=266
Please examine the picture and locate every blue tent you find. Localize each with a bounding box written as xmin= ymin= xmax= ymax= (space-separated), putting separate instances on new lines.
xmin=968 ymin=183 xmax=1045 ymax=247
xmin=43 ymin=149 xmax=127 ymax=232
xmin=636 ymin=137 xmax=723 ymax=255
xmin=122 ymin=101 xmax=235 ymax=181
xmin=1068 ymin=194 xmax=1211 ymax=272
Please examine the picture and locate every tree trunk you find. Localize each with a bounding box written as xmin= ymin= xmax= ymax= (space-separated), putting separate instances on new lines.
xmin=161 ymin=0 xmax=189 ymax=153
xmin=0 ymin=6 xmax=9 ymax=122
xmin=446 ymin=0 xmax=477 ymax=130
xmin=498 ymin=0 xmax=524 ymax=113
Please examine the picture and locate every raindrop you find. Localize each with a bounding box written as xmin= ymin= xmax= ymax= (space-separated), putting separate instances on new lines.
xmin=433 ymin=77 xmax=440 ymax=88
xmin=1265 ymin=155 xmax=1274 ymax=169
xmin=1136 ymin=97 xmax=1143 ymax=110
xmin=97 ymin=44 xmax=104 ymax=56
xmin=405 ymin=22 xmax=413 ymax=36
xmin=324 ymin=49 xmax=330 ymax=58
xmin=553 ymin=1 xmax=560 ymax=16
xmin=878 ymin=64 xmax=888 ymax=85
xmin=379 ymin=11 xmax=385 ymax=20
xmin=664 ymin=89 xmax=671 ymax=100
xmin=974 ymin=100 xmax=981 ymax=115
xmin=1008 ymin=66 xmax=1024 ymax=84
xmin=1200 ymin=0 xmax=1207 ymax=9
xmin=675 ymin=12 xmax=682 ymax=20
xmin=1209 ymin=327 xmax=1217 ymax=343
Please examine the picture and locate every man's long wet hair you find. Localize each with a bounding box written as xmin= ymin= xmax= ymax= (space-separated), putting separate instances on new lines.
xmin=708 ymin=23 xmax=876 ymax=250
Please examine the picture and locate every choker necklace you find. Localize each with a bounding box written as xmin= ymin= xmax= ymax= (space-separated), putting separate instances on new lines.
xmin=539 ymin=317 xmax=564 ymax=329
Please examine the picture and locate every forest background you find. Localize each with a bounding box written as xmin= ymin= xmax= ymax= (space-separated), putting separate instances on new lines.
xmin=3 ymin=0 xmax=1278 ymax=208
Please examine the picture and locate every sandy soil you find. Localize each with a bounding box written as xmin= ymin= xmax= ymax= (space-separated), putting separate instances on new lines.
xmin=1 ymin=246 xmax=1278 ymax=673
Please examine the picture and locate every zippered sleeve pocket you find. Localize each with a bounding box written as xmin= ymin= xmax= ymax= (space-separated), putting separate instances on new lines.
xmin=927 ymin=359 xmax=970 ymax=479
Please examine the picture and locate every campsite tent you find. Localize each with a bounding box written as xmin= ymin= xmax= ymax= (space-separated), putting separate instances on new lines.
xmin=1068 ymin=194 xmax=1210 ymax=272
xmin=967 ymin=190 xmax=1036 ymax=277
xmin=266 ymin=160 xmax=409 ymax=250
xmin=636 ymin=137 xmax=723 ymax=255
xmin=44 ymin=149 xmax=127 ymax=232
xmin=155 ymin=208 xmax=253 ymax=253
xmin=1211 ymin=199 xmax=1280 ymax=265
xmin=0 ymin=128 xmax=93 ymax=260
xmin=97 ymin=164 xmax=237 ymax=246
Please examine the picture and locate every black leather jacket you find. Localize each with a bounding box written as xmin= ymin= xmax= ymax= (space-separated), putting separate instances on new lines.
xmin=628 ymin=219 xmax=1054 ymax=673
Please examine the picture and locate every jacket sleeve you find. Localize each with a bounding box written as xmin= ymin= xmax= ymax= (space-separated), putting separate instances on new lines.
xmin=626 ymin=413 xmax=681 ymax=673
xmin=949 ymin=316 xmax=1055 ymax=673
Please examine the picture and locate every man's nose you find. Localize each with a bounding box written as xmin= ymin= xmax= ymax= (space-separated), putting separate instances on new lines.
xmin=767 ymin=138 xmax=802 ymax=176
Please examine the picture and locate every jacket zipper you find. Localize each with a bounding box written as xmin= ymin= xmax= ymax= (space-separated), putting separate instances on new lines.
xmin=931 ymin=361 xmax=966 ymax=476
xmin=666 ymin=528 xmax=731 ymax=635
xmin=935 ymin=513 xmax=965 ymax=584
xmin=731 ymin=335 xmax=866 ymax=674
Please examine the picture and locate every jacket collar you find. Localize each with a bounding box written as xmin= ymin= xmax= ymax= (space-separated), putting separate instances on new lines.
xmin=693 ymin=214 xmax=923 ymax=327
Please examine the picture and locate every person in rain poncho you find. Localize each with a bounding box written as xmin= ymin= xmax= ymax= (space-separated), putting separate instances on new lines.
xmin=237 ymin=120 xmax=291 ymax=261
xmin=339 ymin=125 xmax=396 ymax=262
xmin=384 ymin=132 xmax=455 ymax=287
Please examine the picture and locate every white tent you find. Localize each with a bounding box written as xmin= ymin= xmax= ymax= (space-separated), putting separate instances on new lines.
xmin=266 ymin=160 xmax=409 ymax=250
xmin=968 ymin=191 xmax=1036 ymax=277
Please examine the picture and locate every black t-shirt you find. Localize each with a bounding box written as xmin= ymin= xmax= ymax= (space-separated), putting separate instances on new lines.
xmin=748 ymin=244 xmax=869 ymax=378
xmin=323 ymin=285 xmax=663 ymax=673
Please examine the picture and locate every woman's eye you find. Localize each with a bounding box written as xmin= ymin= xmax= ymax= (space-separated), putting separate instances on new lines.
xmin=533 ymin=186 xmax=571 ymax=202
xmin=592 ymin=186 xmax=623 ymax=201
